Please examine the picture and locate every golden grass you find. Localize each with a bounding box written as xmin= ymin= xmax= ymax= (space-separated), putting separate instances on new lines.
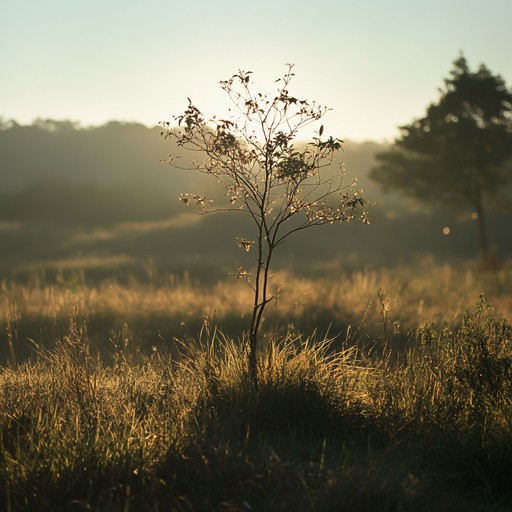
xmin=2 ymin=258 xmax=511 ymax=356
xmin=1 ymin=293 xmax=512 ymax=510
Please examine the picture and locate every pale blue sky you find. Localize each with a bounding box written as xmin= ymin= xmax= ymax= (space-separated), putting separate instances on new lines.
xmin=2 ymin=0 xmax=511 ymax=141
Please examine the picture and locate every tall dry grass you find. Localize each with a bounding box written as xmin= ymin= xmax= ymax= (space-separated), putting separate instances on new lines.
xmin=1 ymin=294 xmax=512 ymax=510
xmin=1 ymin=258 xmax=511 ymax=363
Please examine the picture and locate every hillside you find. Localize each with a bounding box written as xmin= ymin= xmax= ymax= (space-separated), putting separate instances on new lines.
xmin=1 ymin=119 xmax=511 ymax=278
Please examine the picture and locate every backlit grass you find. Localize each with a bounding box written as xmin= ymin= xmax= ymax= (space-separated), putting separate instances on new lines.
xmin=1 ymin=259 xmax=512 ymax=510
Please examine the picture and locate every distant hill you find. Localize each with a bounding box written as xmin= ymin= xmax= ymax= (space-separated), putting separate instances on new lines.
xmin=0 ymin=119 xmax=511 ymax=276
xmin=0 ymin=119 xmax=407 ymax=222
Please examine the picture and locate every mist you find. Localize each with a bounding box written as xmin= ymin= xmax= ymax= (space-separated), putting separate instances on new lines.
xmin=1 ymin=119 xmax=511 ymax=280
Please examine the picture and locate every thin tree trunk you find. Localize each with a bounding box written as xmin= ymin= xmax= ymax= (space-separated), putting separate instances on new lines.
xmin=248 ymin=329 xmax=258 ymax=390
xmin=248 ymin=258 xmax=273 ymax=389
xmin=475 ymin=195 xmax=489 ymax=261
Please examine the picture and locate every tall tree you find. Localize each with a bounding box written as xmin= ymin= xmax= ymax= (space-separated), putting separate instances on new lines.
xmin=370 ymin=55 xmax=512 ymax=259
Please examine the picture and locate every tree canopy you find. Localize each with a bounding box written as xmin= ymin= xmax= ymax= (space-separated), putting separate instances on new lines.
xmin=370 ymin=55 xmax=512 ymax=258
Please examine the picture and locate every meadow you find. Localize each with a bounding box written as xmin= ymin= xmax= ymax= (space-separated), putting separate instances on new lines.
xmin=1 ymin=257 xmax=512 ymax=511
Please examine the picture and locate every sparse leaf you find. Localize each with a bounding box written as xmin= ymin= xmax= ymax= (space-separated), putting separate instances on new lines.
xmin=236 ymin=237 xmax=254 ymax=252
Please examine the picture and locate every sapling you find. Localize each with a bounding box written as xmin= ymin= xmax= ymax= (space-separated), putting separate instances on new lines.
xmin=161 ymin=64 xmax=370 ymax=387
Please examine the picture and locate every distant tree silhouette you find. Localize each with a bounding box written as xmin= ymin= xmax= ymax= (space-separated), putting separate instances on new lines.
xmin=161 ymin=65 xmax=370 ymax=388
xmin=370 ymin=55 xmax=512 ymax=260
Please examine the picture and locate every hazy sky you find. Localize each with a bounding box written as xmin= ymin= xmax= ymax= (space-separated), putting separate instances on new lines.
xmin=2 ymin=0 xmax=511 ymax=142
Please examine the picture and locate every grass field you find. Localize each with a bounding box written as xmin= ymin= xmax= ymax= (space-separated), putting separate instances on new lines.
xmin=1 ymin=258 xmax=512 ymax=511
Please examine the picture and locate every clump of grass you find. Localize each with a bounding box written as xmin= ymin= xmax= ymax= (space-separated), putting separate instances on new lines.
xmin=177 ymin=324 xmax=369 ymax=444
xmin=370 ymin=295 xmax=512 ymax=432
xmin=0 ymin=310 xmax=180 ymax=511
xmin=365 ymin=295 xmax=512 ymax=506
